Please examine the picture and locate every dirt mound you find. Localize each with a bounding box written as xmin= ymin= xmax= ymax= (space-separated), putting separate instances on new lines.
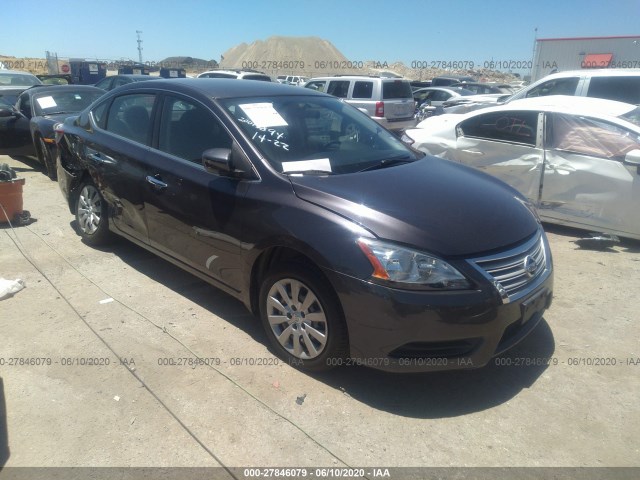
xmin=219 ymin=36 xmax=349 ymax=75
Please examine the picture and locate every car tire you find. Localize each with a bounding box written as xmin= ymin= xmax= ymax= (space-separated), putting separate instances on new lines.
xmin=75 ymin=181 xmax=111 ymax=246
xmin=259 ymin=263 xmax=348 ymax=372
xmin=35 ymin=135 xmax=57 ymax=180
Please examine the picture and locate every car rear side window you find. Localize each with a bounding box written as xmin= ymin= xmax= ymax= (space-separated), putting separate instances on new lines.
xmin=105 ymin=94 xmax=155 ymax=145
xmin=382 ymin=81 xmax=413 ymax=99
xmin=525 ymin=77 xmax=579 ymax=98
xmin=243 ymin=75 xmax=271 ymax=81
xmin=158 ymin=95 xmax=231 ymax=164
xmin=352 ymin=81 xmax=373 ymax=99
xmin=458 ymin=111 xmax=539 ymax=146
xmin=587 ymin=77 xmax=640 ymax=104
xmin=327 ymin=81 xmax=350 ymax=98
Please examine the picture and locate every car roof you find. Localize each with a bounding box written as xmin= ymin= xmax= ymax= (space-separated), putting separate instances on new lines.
xmin=497 ymin=95 xmax=637 ymax=116
xmin=114 ymin=77 xmax=327 ymax=99
xmin=0 ymin=69 xmax=40 ymax=76
xmin=414 ymin=87 xmax=474 ymax=93
xmin=539 ymin=68 xmax=640 ymax=79
xmin=25 ymin=85 xmax=105 ymax=96
xmin=306 ymin=75 xmax=409 ymax=81
xmin=112 ymin=74 xmax=158 ymax=80
xmin=447 ymin=96 xmax=639 ymax=128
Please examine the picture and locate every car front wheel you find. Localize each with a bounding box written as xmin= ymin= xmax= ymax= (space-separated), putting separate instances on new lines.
xmin=75 ymin=181 xmax=111 ymax=246
xmin=259 ymin=264 xmax=348 ymax=372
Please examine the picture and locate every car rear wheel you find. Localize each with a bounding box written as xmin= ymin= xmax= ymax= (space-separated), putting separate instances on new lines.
xmin=36 ymin=135 xmax=57 ymax=180
xmin=75 ymin=182 xmax=111 ymax=246
xmin=259 ymin=264 xmax=348 ymax=372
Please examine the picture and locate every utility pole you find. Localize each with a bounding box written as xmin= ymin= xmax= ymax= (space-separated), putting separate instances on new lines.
xmin=136 ymin=30 xmax=143 ymax=63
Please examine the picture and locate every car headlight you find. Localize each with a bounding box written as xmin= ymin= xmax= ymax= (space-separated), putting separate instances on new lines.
xmin=356 ymin=238 xmax=471 ymax=290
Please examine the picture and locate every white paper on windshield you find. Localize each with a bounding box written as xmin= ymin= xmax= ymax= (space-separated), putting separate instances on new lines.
xmin=240 ymin=103 xmax=288 ymax=128
xmin=36 ymin=96 xmax=57 ymax=109
xmin=281 ymin=158 xmax=332 ymax=173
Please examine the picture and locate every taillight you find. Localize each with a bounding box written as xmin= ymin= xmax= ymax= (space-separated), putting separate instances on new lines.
xmin=375 ymin=101 xmax=384 ymax=117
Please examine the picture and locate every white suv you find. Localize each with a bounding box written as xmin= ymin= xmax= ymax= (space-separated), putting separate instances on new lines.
xmin=507 ymin=68 xmax=640 ymax=105
xmin=197 ymin=69 xmax=272 ymax=82
xmin=304 ymin=75 xmax=416 ymax=131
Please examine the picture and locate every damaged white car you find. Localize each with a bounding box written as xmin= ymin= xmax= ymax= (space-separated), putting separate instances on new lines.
xmin=402 ymin=96 xmax=640 ymax=240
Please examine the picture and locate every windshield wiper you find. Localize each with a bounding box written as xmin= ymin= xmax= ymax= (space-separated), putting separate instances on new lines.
xmin=357 ymin=155 xmax=414 ymax=172
xmin=283 ymin=169 xmax=336 ymax=176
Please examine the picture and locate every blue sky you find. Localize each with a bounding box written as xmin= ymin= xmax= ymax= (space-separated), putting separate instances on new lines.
xmin=2 ymin=0 xmax=639 ymax=65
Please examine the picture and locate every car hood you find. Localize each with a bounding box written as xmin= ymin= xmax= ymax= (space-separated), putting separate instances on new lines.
xmin=41 ymin=113 xmax=75 ymax=122
xmin=289 ymin=157 xmax=539 ymax=257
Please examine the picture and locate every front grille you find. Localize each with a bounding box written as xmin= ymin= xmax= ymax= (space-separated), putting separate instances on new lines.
xmin=470 ymin=232 xmax=548 ymax=303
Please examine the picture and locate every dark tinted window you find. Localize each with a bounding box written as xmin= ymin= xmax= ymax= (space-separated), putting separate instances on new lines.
xmin=94 ymin=77 xmax=113 ymax=90
xmin=17 ymin=93 xmax=31 ymax=117
xmin=327 ymin=81 xmax=350 ymax=98
xmin=526 ymin=77 xmax=579 ymax=98
xmin=382 ymin=81 xmax=413 ymax=99
xmin=200 ymin=72 xmax=236 ymax=79
xmin=243 ymin=75 xmax=271 ymax=81
xmin=459 ymin=111 xmax=538 ymax=145
xmin=158 ymin=96 xmax=231 ymax=164
xmin=105 ymin=94 xmax=155 ymax=144
xmin=352 ymin=81 xmax=373 ymax=99
xmin=587 ymin=77 xmax=640 ymax=104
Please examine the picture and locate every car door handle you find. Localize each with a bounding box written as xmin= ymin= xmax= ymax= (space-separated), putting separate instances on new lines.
xmin=461 ymin=149 xmax=484 ymax=156
xmin=146 ymin=175 xmax=168 ymax=190
xmin=87 ymin=152 xmax=116 ymax=165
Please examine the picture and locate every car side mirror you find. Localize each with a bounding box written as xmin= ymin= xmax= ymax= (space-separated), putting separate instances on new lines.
xmin=624 ymin=149 xmax=640 ymax=174
xmin=0 ymin=107 xmax=17 ymax=118
xmin=202 ymin=143 xmax=256 ymax=179
xmin=203 ymin=148 xmax=233 ymax=173
xmin=624 ymin=149 xmax=640 ymax=166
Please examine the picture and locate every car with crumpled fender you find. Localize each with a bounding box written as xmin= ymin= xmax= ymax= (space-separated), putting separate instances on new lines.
xmin=403 ymin=95 xmax=640 ymax=241
xmin=55 ymin=78 xmax=553 ymax=372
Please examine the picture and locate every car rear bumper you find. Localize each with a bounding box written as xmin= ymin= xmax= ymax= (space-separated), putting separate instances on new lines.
xmin=324 ymin=264 xmax=553 ymax=373
xmin=372 ymin=116 xmax=416 ymax=131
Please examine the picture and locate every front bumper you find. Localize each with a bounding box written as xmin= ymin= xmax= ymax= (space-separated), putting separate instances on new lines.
xmin=324 ymin=244 xmax=553 ymax=373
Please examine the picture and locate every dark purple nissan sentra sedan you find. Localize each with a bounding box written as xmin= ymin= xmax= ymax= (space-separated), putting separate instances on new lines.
xmin=55 ymin=79 xmax=553 ymax=372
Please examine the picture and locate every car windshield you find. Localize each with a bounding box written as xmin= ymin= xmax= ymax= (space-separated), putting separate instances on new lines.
xmin=33 ymin=90 xmax=104 ymax=116
xmin=221 ymin=96 xmax=421 ymax=174
xmin=620 ymin=106 xmax=640 ymax=128
xmin=0 ymin=73 xmax=41 ymax=87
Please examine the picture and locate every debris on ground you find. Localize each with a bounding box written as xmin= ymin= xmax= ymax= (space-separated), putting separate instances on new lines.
xmin=574 ymin=233 xmax=620 ymax=250
xmin=0 ymin=278 xmax=25 ymax=300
